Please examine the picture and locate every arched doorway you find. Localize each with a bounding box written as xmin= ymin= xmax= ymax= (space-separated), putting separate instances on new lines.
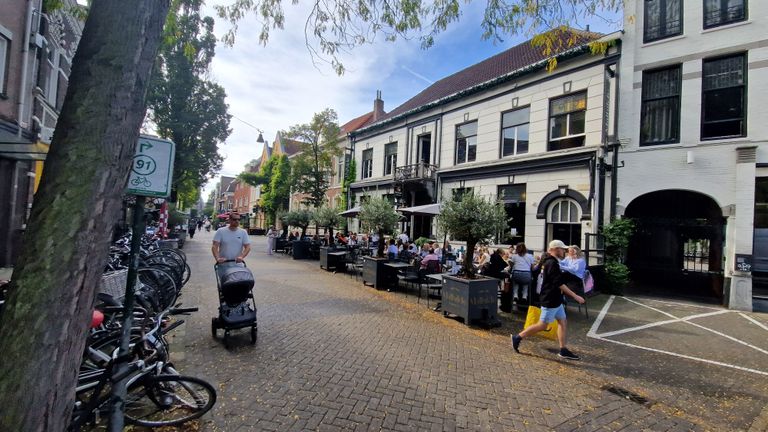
xmin=624 ymin=190 xmax=724 ymax=301
xmin=547 ymin=198 xmax=582 ymax=246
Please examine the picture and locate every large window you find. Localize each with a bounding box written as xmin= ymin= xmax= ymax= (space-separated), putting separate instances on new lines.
xmin=452 ymin=187 xmax=473 ymax=201
xmin=644 ymin=0 xmax=683 ymax=43
xmin=501 ymin=108 xmax=530 ymax=157
xmin=704 ymin=0 xmax=746 ymax=28
xmin=384 ymin=142 xmax=397 ymax=176
xmin=641 ymin=66 xmax=681 ymax=146
xmin=702 ymin=54 xmax=746 ymax=139
xmin=455 ymin=122 xmax=477 ymax=164
xmin=549 ymin=92 xmax=586 ymax=151
xmin=0 ymin=34 xmax=9 ymax=96
xmin=362 ymin=149 xmax=373 ymax=179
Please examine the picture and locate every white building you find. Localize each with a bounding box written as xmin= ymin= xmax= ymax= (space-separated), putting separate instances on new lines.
xmin=616 ymin=0 xmax=767 ymax=309
xmin=349 ymin=29 xmax=621 ymax=255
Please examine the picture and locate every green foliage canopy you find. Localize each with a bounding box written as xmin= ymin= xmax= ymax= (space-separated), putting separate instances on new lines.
xmin=239 ymin=154 xmax=292 ymax=226
xmin=282 ymin=209 xmax=314 ymax=237
xmin=438 ymin=193 xmax=507 ymax=278
xmin=285 ymin=109 xmax=342 ymax=208
xmin=358 ymin=197 xmax=399 ymax=257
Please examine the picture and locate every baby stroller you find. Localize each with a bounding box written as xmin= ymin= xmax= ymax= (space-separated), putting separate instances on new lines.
xmin=211 ymin=260 xmax=257 ymax=348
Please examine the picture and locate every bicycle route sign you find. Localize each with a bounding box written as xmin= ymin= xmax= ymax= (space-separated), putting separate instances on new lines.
xmin=126 ymin=135 xmax=175 ymax=197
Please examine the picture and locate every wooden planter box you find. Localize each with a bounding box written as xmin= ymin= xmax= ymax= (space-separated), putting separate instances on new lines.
xmin=442 ymin=275 xmax=501 ymax=327
xmin=362 ymin=256 xmax=389 ymax=289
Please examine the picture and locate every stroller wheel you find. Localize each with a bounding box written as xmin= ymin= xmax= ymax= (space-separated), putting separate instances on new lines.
xmin=211 ymin=318 xmax=217 ymax=338
xmin=250 ymin=326 xmax=257 ymax=344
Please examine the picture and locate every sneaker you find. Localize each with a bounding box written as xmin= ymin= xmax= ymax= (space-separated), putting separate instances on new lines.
xmin=558 ymin=348 xmax=580 ymax=361
xmin=511 ymin=334 xmax=522 ymax=353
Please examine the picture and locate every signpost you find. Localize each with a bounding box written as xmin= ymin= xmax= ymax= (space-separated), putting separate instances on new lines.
xmin=110 ymin=135 xmax=175 ymax=431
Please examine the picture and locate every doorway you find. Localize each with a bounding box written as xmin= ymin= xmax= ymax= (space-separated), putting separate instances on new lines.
xmin=624 ymin=190 xmax=724 ymax=301
xmin=418 ymin=134 xmax=431 ymax=165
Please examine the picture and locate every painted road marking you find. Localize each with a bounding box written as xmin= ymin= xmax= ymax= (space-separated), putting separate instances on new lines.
xmin=588 ymin=296 xmax=768 ymax=376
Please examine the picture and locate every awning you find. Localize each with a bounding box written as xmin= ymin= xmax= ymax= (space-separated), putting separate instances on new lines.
xmin=396 ymin=203 xmax=442 ymax=216
xmin=0 ymin=140 xmax=49 ymax=161
xmin=338 ymin=206 xmax=361 ymax=217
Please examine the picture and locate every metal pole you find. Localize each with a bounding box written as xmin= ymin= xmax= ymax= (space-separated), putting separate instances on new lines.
xmin=609 ymin=143 xmax=620 ymax=221
xmin=108 ymin=196 xmax=146 ymax=431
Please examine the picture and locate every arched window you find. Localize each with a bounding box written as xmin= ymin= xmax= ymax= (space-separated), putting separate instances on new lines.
xmin=548 ymin=199 xmax=580 ymax=223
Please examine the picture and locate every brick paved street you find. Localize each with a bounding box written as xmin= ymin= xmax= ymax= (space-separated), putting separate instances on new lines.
xmin=170 ymin=232 xmax=756 ymax=431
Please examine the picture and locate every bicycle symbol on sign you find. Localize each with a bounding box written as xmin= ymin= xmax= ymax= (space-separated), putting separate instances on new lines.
xmin=130 ymin=176 xmax=152 ymax=188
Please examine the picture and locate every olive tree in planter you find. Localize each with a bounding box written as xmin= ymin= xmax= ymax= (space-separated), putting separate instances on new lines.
xmin=283 ymin=209 xmax=314 ymax=259
xmin=437 ymin=193 xmax=507 ymax=326
xmin=358 ymin=197 xmax=399 ymax=288
xmin=313 ymin=205 xmax=342 ymax=241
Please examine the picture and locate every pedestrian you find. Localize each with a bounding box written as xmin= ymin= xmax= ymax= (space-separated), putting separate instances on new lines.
xmin=212 ymin=212 xmax=251 ymax=263
xmin=266 ymin=226 xmax=278 ymax=255
xmin=197 ymin=219 xmax=203 ymax=231
xmin=204 ymin=219 xmax=211 ymax=232
xmin=511 ymin=240 xmax=585 ymax=360
xmin=187 ymin=219 xmax=197 ymax=239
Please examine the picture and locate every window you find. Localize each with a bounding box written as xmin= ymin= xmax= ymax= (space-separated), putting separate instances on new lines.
xmin=704 ymin=0 xmax=746 ymax=28
xmin=549 ymin=92 xmax=586 ymax=151
xmin=501 ymin=108 xmax=530 ymax=157
xmin=702 ymin=54 xmax=746 ymax=139
xmin=362 ymin=149 xmax=373 ymax=179
xmin=336 ymin=156 xmax=344 ymax=185
xmin=644 ymin=0 xmax=683 ymax=43
xmin=549 ymin=199 xmax=580 ymax=223
xmin=547 ymin=198 xmax=582 ymax=246
xmin=452 ymin=187 xmax=473 ymax=201
xmin=455 ymin=122 xmax=477 ymax=164
xmin=640 ymin=66 xmax=681 ymax=145
xmin=0 ymin=35 xmax=9 ymax=96
xmin=384 ymin=142 xmax=397 ymax=176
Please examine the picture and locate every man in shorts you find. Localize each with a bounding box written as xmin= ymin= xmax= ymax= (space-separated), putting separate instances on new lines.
xmin=212 ymin=212 xmax=251 ymax=263
xmin=511 ymin=240 xmax=585 ymax=360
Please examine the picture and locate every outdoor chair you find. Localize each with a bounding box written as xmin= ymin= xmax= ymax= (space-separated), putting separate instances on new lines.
xmin=417 ymin=259 xmax=443 ymax=308
xmin=396 ymin=260 xmax=420 ymax=294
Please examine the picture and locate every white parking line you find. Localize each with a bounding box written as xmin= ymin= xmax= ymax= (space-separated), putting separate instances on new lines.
xmin=588 ymin=296 xmax=768 ymax=376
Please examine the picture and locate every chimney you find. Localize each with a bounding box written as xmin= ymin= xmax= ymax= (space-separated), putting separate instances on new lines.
xmin=372 ymin=90 xmax=385 ymax=122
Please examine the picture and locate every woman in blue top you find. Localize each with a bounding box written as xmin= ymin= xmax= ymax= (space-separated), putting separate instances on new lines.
xmin=560 ymin=245 xmax=586 ymax=294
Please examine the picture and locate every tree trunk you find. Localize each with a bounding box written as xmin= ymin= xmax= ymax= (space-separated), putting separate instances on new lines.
xmin=464 ymin=240 xmax=476 ymax=278
xmin=0 ymin=1 xmax=170 ymax=430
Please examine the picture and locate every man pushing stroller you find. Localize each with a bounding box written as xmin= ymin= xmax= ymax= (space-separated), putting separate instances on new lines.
xmin=212 ymin=212 xmax=251 ymax=264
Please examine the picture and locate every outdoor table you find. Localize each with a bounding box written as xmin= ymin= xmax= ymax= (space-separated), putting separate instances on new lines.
xmin=320 ymin=247 xmax=348 ymax=271
xmin=382 ymin=261 xmax=410 ymax=291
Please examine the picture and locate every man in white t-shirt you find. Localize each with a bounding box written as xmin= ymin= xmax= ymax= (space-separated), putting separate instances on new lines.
xmin=212 ymin=212 xmax=251 ymax=263
xmin=398 ymin=232 xmax=409 ymax=244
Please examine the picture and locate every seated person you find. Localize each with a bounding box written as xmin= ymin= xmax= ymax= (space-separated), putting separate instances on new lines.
xmin=408 ymin=242 xmax=419 ymax=254
xmin=288 ymin=231 xmax=296 ymax=241
xmin=560 ymin=245 xmax=587 ymax=293
xmin=387 ymin=238 xmax=399 ymax=260
xmin=348 ymin=234 xmax=358 ymax=246
xmin=484 ymin=247 xmax=508 ymax=279
xmin=420 ymin=248 xmax=440 ymax=270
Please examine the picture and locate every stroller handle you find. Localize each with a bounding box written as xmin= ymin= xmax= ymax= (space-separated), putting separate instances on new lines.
xmin=214 ymin=259 xmax=247 ymax=268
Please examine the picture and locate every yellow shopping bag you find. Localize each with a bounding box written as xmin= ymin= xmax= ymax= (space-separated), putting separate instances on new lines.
xmin=524 ymin=305 xmax=559 ymax=340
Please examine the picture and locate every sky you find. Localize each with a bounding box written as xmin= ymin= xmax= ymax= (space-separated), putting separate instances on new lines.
xmin=201 ymin=3 xmax=622 ymax=199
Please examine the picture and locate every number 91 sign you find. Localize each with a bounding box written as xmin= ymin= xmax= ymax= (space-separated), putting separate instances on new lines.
xmin=126 ymin=135 xmax=175 ymax=197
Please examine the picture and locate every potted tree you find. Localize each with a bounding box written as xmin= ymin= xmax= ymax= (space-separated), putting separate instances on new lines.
xmin=438 ymin=193 xmax=507 ymax=326
xmin=358 ymin=197 xmax=399 ymax=289
xmin=314 ymin=205 xmax=343 ymax=270
xmin=282 ymin=209 xmax=313 ymax=259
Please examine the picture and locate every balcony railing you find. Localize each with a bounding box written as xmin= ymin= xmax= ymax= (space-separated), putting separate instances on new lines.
xmin=394 ymin=163 xmax=438 ymax=182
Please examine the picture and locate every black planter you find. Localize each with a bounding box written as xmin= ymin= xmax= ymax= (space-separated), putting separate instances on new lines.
xmin=362 ymin=256 xmax=390 ymax=289
xmin=292 ymin=240 xmax=310 ymax=260
xmin=442 ymin=275 xmax=501 ymax=327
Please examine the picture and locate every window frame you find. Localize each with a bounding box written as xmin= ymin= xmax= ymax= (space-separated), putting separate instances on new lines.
xmin=703 ymin=0 xmax=747 ymax=29
xmin=640 ymin=64 xmax=682 ymax=146
xmin=500 ymin=106 xmax=531 ymax=158
xmin=361 ymin=149 xmax=373 ymax=179
xmin=643 ymin=0 xmax=683 ymax=43
xmin=547 ymin=92 xmax=587 ymax=151
xmin=454 ymin=120 xmax=478 ymax=165
xmin=700 ymin=52 xmax=747 ymax=141
xmin=0 ymin=34 xmax=10 ymax=97
xmin=383 ymin=142 xmax=398 ymax=176
xmin=547 ymin=198 xmax=581 ymax=224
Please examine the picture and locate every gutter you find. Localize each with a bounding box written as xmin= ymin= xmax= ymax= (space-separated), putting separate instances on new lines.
xmin=17 ymin=0 xmax=36 ymax=137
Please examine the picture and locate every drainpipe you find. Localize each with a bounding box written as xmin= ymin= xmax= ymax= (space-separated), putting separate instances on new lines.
xmin=17 ymin=0 xmax=36 ymax=137
xmin=609 ymin=142 xmax=620 ymax=221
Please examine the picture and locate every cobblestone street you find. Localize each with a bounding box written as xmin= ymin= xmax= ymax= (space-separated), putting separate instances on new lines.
xmin=171 ymin=232 xmax=764 ymax=431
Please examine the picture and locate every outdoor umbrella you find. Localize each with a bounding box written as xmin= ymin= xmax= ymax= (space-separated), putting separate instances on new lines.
xmin=396 ymin=202 xmax=442 ymax=216
xmin=338 ymin=206 xmax=361 ymax=217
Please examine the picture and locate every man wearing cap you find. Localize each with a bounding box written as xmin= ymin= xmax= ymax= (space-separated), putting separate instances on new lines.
xmin=511 ymin=239 xmax=585 ymax=360
xmin=212 ymin=212 xmax=251 ymax=263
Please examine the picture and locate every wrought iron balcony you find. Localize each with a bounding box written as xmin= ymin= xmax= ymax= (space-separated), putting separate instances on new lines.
xmin=394 ymin=163 xmax=438 ymax=182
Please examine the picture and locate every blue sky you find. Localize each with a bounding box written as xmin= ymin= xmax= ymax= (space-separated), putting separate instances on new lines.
xmin=202 ymin=3 xmax=622 ymax=198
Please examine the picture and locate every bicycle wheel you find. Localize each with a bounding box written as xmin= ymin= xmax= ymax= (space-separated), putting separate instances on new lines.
xmin=124 ymin=375 xmax=216 ymax=427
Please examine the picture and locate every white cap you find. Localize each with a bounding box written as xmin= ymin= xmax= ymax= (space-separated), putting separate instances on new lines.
xmin=548 ymin=240 xmax=568 ymax=250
